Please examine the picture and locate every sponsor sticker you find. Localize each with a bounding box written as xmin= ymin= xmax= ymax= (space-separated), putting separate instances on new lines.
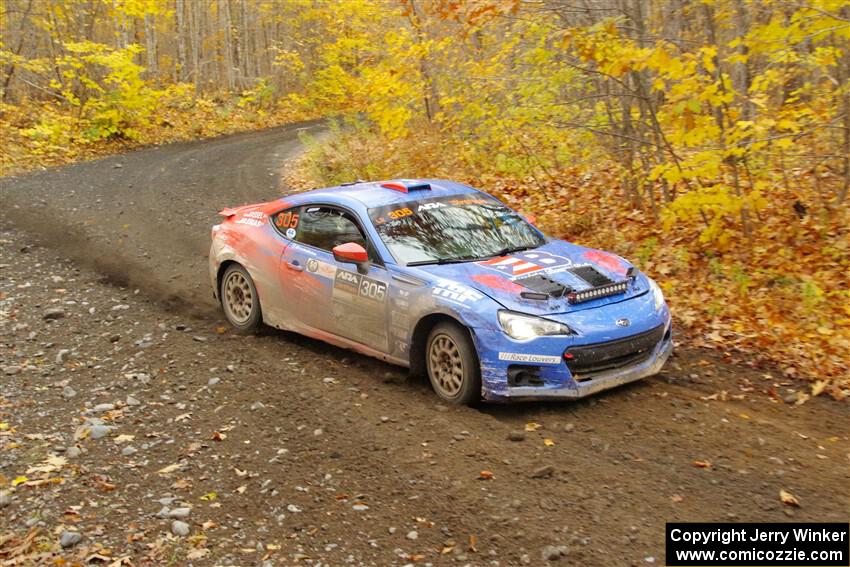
xmin=235 ymin=217 xmax=264 ymax=227
xmin=432 ymin=279 xmax=483 ymax=305
xmin=306 ymin=258 xmax=337 ymax=279
xmin=479 ymin=251 xmax=573 ymax=279
xmin=333 ymin=270 xmax=387 ymax=303
xmin=334 ymin=269 xmax=360 ymax=294
xmin=285 ymin=227 xmax=296 ymax=239
xmin=275 ymin=211 xmax=300 ymax=229
xmin=417 ymin=202 xmax=445 ymax=212
xmin=498 ymin=352 xmax=562 ymax=365
xmin=391 ymin=311 xmax=410 ymax=328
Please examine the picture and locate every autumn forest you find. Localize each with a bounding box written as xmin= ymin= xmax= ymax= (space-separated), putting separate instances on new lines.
xmin=1 ymin=0 xmax=848 ymax=395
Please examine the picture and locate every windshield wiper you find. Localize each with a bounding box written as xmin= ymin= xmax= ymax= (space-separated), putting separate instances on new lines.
xmin=407 ymin=246 xmax=538 ymax=266
xmin=406 ymin=255 xmax=480 ymax=267
xmin=485 ymin=245 xmax=535 ymax=259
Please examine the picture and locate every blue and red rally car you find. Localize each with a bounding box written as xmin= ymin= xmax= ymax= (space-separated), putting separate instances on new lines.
xmin=210 ymin=179 xmax=673 ymax=404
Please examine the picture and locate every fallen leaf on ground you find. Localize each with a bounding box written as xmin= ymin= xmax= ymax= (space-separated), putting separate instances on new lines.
xmin=186 ymin=549 xmax=209 ymax=560
xmin=779 ymin=489 xmax=800 ymax=507
xmin=157 ymin=463 xmax=181 ymax=475
xmin=543 ymin=438 xmax=555 ymax=446
xmin=172 ymin=478 xmax=192 ymax=490
xmin=692 ymin=460 xmax=712 ymax=468
xmin=477 ymin=470 xmax=494 ymax=480
xmin=811 ymin=380 xmax=827 ymax=397
xmin=468 ymin=534 xmax=478 ymax=552
xmin=524 ymin=422 xmax=542 ymax=431
xmin=93 ymin=476 xmax=116 ymax=491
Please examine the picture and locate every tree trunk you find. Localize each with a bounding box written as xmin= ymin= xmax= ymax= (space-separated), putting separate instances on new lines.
xmin=190 ymin=0 xmax=201 ymax=92
xmin=176 ymin=0 xmax=187 ymax=82
xmin=220 ymin=0 xmax=235 ymax=91
xmin=838 ymin=6 xmax=850 ymax=203
xmin=732 ymin=0 xmax=753 ymax=122
xmin=113 ymin=0 xmax=129 ymax=49
xmin=144 ymin=13 xmax=158 ymax=80
xmin=407 ymin=0 xmax=440 ymax=122
xmin=1 ymin=0 xmax=36 ymax=103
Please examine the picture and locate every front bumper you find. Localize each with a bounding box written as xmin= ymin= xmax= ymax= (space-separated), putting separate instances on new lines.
xmin=476 ymin=315 xmax=673 ymax=401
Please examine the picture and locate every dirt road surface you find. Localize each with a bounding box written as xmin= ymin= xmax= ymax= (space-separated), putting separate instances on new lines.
xmin=1 ymin=122 xmax=848 ymax=566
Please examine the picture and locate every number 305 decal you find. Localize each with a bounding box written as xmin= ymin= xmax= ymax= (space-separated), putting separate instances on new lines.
xmin=275 ymin=211 xmax=300 ymax=229
xmin=359 ymin=278 xmax=387 ymax=302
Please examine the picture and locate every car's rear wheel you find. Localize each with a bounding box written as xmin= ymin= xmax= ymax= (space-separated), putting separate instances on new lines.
xmin=220 ymin=264 xmax=261 ymax=332
xmin=426 ymin=322 xmax=481 ymax=405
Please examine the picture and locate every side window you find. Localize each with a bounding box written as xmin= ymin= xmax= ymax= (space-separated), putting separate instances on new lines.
xmin=277 ymin=205 xmax=378 ymax=262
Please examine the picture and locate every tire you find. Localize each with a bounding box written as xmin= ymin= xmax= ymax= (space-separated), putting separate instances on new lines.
xmin=220 ymin=264 xmax=262 ymax=332
xmin=426 ymin=322 xmax=481 ymax=405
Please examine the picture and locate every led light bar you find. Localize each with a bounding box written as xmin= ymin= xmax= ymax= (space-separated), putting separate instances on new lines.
xmin=567 ymin=281 xmax=629 ymax=304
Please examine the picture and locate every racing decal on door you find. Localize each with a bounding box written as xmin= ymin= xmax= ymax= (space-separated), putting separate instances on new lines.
xmin=306 ymin=258 xmax=337 ymax=279
xmin=478 ymin=251 xmax=572 ymax=279
xmin=333 ymin=270 xmax=388 ymax=303
xmin=331 ymin=269 xmax=389 ymax=351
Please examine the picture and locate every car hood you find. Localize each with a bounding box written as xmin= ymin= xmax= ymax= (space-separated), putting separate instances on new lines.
xmin=412 ymin=240 xmax=648 ymax=316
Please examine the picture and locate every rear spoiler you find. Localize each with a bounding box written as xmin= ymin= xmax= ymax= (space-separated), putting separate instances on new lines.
xmin=218 ymin=201 xmax=283 ymax=219
xmin=218 ymin=207 xmax=241 ymax=218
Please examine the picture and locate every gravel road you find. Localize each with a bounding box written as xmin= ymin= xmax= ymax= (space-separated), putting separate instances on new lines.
xmin=1 ymin=122 xmax=847 ymax=565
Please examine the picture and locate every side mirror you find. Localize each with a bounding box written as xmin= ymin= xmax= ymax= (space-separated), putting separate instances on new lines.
xmin=332 ymin=242 xmax=368 ymax=264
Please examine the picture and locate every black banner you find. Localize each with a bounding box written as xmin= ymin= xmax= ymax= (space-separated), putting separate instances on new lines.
xmin=666 ymin=523 xmax=849 ymax=566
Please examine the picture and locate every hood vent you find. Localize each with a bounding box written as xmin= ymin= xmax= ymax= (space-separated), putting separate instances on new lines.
xmin=569 ymin=265 xmax=613 ymax=287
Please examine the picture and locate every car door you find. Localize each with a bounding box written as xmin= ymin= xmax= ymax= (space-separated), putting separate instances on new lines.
xmin=278 ymin=204 xmax=391 ymax=353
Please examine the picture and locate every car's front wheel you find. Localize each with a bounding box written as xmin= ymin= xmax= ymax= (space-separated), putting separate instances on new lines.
xmin=220 ymin=263 xmax=261 ymax=332
xmin=426 ymin=322 xmax=481 ymax=405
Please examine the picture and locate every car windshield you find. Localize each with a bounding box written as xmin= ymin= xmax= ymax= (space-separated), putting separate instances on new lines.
xmin=368 ymin=193 xmax=545 ymax=265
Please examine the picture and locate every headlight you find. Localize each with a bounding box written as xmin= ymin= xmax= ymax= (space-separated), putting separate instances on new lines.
xmin=498 ymin=310 xmax=574 ymax=340
xmin=648 ymin=277 xmax=664 ymax=311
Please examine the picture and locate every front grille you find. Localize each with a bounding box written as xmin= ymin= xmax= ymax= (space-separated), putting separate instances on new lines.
xmin=565 ymin=324 xmax=665 ymax=380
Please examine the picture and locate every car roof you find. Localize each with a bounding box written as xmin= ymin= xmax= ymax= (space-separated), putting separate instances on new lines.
xmin=278 ymin=179 xmax=482 ymax=210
